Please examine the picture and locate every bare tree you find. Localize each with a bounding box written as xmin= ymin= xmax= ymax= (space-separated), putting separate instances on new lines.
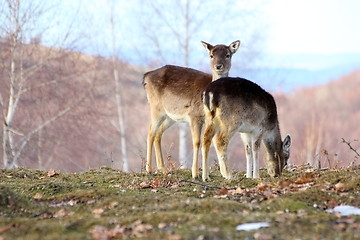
xmin=108 ymin=0 xmax=129 ymax=172
xmin=0 ymin=0 xmax=91 ymax=168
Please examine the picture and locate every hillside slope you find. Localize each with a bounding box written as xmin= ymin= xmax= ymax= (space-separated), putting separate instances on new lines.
xmin=276 ymin=70 xmax=360 ymax=168
xmin=1 ymin=40 xmax=359 ymax=172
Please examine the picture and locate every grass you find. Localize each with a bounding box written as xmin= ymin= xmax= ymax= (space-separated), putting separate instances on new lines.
xmin=0 ymin=165 xmax=359 ymax=239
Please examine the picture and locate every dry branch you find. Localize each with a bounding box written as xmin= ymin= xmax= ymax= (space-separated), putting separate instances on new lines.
xmin=341 ymin=138 xmax=360 ymax=158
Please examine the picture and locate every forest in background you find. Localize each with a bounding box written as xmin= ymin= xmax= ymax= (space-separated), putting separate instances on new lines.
xmin=0 ymin=40 xmax=359 ymax=172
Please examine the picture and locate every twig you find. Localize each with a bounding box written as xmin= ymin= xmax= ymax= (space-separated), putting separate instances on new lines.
xmin=341 ymin=138 xmax=360 ymax=157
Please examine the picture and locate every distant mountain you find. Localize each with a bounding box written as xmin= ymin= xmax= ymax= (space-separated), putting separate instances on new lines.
xmin=231 ymin=53 xmax=360 ymax=92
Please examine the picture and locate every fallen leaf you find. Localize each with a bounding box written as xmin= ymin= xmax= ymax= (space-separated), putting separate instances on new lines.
xmin=334 ymin=182 xmax=348 ymax=192
xmin=54 ymin=209 xmax=73 ymax=218
xmin=171 ymin=183 xmax=180 ymax=189
xmin=0 ymin=223 xmax=16 ymax=234
xmin=90 ymin=225 xmax=109 ymax=240
xmin=295 ymin=177 xmax=314 ymax=184
xmin=151 ymin=177 xmax=162 ymax=188
xmin=108 ymin=201 xmax=118 ymax=209
xmin=33 ymin=193 xmax=43 ymax=200
xmin=47 ymin=169 xmax=58 ymax=177
xmin=132 ymin=220 xmax=153 ymax=237
xmin=139 ymin=181 xmax=151 ymax=189
xmin=228 ymin=187 xmax=245 ymax=195
xmin=216 ymin=187 xmax=228 ymax=196
xmin=254 ymin=232 xmax=273 ymax=240
xmin=92 ymin=208 xmax=104 ymax=215
xmin=158 ymin=222 xmax=167 ymax=229
xmin=278 ymin=179 xmax=292 ymax=189
xmin=168 ymin=233 xmax=182 ymax=240
xmin=257 ymin=183 xmax=268 ymax=191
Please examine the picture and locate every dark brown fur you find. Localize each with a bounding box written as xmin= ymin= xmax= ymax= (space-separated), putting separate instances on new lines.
xmin=203 ymin=77 xmax=278 ymax=129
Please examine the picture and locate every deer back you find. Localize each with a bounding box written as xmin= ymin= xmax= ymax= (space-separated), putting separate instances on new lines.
xmin=144 ymin=65 xmax=212 ymax=120
xmin=202 ymin=77 xmax=279 ymax=132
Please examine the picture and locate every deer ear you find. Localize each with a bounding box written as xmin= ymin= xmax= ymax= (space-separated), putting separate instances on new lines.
xmin=229 ymin=40 xmax=240 ymax=53
xmin=201 ymin=41 xmax=213 ymax=53
xmin=282 ymin=135 xmax=291 ymax=151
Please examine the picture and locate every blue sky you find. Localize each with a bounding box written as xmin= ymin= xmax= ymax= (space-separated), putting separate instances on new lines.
xmin=21 ymin=0 xmax=360 ymax=90
xmin=264 ymin=0 xmax=360 ymax=55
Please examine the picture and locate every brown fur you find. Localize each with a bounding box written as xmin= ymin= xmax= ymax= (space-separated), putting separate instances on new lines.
xmin=143 ymin=41 xmax=240 ymax=178
xmin=201 ymin=77 xmax=291 ymax=180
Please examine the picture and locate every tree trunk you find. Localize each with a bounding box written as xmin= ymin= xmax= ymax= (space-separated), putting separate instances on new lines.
xmin=3 ymin=124 xmax=16 ymax=168
xmin=178 ymin=0 xmax=190 ymax=168
xmin=109 ymin=6 xmax=129 ymax=172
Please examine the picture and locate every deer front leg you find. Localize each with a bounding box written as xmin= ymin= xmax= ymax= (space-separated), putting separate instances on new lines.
xmin=190 ymin=120 xmax=202 ymax=179
xmin=241 ymin=133 xmax=253 ymax=178
xmin=252 ymin=138 xmax=261 ymax=178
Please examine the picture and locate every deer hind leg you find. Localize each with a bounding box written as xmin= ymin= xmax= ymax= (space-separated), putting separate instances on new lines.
xmin=241 ymin=133 xmax=254 ymax=178
xmin=214 ymin=128 xmax=234 ymax=180
xmin=190 ymin=119 xmax=203 ymax=179
xmin=201 ymin=122 xmax=216 ymax=181
xmin=153 ymin=118 xmax=175 ymax=173
xmin=146 ymin=113 xmax=166 ymax=173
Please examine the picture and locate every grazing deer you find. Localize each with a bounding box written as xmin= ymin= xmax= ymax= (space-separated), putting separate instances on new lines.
xmin=201 ymin=77 xmax=291 ymax=181
xmin=143 ymin=40 xmax=240 ymax=178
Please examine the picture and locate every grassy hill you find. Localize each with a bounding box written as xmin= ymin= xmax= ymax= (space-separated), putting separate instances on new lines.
xmin=0 ymin=166 xmax=359 ymax=239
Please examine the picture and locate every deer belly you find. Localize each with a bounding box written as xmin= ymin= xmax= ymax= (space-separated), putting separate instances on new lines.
xmin=165 ymin=111 xmax=190 ymax=122
xmin=237 ymin=122 xmax=262 ymax=134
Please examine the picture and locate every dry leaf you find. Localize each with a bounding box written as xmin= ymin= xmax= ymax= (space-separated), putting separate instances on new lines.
xmin=158 ymin=222 xmax=167 ymax=229
xmin=278 ymin=179 xmax=292 ymax=188
xmin=168 ymin=233 xmax=182 ymax=240
xmin=139 ymin=181 xmax=151 ymax=189
xmin=47 ymin=169 xmax=58 ymax=177
xmin=54 ymin=209 xmax=73 ymax=218
xmin=0 ymin=223 xmax=15 ymax=234
xmin=151 ymin=178 xmax=162 ymax=188
xmin=92 ymin=208 xmax=104 ymax=215
xmin=334 ymin=182 xmax=348 ymax=192
xmin=33 ymin=193 xmax=43 ymax=200
xmin=295 ymin=177 xmax=314 ymax=184
xmin=229 ymin=187 xmax=245 ymax=195
xmin=171 ymin=183 xmax=180 ymax=189
xmin=109 ymin=201 xmax=118 ymax=209
xmin=216 ymin=187 xmax=228 ymax=196
xmin=257 ymin=183 xmax=268 ymax=191
xmin=90 ymin=225 xmax=109 ymax=240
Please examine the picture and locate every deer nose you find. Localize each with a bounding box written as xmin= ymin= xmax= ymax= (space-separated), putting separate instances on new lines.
xmin=215 ymin=64 xmax=223 ymax=70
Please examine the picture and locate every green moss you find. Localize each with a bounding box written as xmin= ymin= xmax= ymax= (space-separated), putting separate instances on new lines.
xmin=261 ymin=197 xmax=315 ymax=212
xmin=0 ymin=167 xmax=359 ymax=240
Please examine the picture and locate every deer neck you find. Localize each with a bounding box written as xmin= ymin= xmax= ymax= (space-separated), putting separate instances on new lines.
xmin=263 ymin=126 xmax=282 ymax=160
xmin=212 ymin=71 xmax=229 ymax=81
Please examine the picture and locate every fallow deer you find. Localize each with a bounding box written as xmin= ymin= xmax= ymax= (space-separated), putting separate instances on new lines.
xmin=143 ymin=40 xmax=240 ymax=178
xmin=201 ymin=77 xmax=291 ymax=181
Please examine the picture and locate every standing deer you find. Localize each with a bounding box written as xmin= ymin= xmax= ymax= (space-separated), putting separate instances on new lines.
xmin=143 ymin=40 xmax=240 ymax=178
xmin=201 ymin=77 xmax=291 ymax=181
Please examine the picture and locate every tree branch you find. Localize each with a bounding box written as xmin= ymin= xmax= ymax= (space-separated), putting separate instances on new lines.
xmin=12 ymin=90 xmax=90 ymax=166
xmin=341 ymin=138 xmax=360 ymax=158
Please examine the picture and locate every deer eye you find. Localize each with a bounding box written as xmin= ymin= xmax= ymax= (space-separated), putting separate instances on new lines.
xmin=226 ymin=53 xmax=230 ymax=58
xmin=210 ymin=54 xmax=214 ymax=59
